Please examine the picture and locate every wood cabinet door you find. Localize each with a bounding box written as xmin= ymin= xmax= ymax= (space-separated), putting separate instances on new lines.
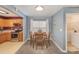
xmin=18 ymin=32 xmax=23 ymax=41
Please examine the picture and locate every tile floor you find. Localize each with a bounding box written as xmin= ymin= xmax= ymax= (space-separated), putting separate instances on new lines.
xmin=0 ymin=41 xmax=24 ymax=54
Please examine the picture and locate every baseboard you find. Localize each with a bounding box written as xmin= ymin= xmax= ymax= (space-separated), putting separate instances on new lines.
xmin=52 ymin=39 xmax=67 ymax=53
xmin=51 ymin=34 xmax=67 ymax=53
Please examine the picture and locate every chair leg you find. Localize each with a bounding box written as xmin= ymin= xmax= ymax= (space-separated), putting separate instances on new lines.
xmin=45 ymin=40 xmax=48 ymax=48
xmin=41 ymin=43 xmax=43 ymax=49
xmin=36 ymin=43 xmax=38 ymax=50
xmin=30 ymin=40 xmax=34 ymax=49
xmin=33 ymin=42 xmax=34 ymax=48
xmin=30 ymin=40 xmax=31 ymax=46
xmin=45 ymin=40 xmax=51 ymax=48
xmin=48 ymin=40 xmax=50 ymax=46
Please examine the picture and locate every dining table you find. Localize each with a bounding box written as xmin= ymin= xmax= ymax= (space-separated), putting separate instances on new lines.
xmin=30 ymin=31 xmax=50 ymax=49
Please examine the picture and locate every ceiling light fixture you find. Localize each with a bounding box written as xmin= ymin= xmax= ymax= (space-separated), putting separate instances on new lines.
xmin=35 ymin=6 xmax=44 ymax=11
xmin=0 ymin=10 xmax=8 ymax=14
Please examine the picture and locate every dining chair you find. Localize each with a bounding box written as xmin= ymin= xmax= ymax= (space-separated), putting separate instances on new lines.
xmin=43 ymin=32 xmax=48 ymax=48
xmin=35 ymin=32 xmax=44 ymax=49
xmin=30 ymin=32 xmax=35 ymax=48
xmin=43 ymin=32 xmax=51 ymax=48
xmin=47 ymin=32 xmax=51 ymax=46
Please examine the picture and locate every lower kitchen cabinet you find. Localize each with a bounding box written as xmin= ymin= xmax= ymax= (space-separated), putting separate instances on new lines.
xmin=0 ymin=32 xmax=11 ymax=43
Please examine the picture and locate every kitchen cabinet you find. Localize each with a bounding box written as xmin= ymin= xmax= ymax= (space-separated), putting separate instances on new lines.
xmin=0 ymin=32 xmax=11 ymax=43
xmin=18 ymin=31 xmax=23 ymax=41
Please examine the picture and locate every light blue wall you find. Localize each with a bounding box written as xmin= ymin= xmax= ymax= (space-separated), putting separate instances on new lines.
xmin=48 ymin=17 xmax=52 ymax=33
xmin=52 ymin=7 xmax=79 ymax=51
xmin=52 ymin=9 xmax=66 ymax=50
xmin=64 ymin=7 xmax=79 ymax=13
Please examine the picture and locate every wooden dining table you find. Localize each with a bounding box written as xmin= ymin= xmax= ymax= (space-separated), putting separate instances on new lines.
xmin=30 ymin=32 xmax=50 ymax=49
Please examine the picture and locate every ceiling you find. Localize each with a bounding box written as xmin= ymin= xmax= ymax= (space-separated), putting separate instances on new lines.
xmin=15 ymin=5 xmax=63 ymax=17
xmin=0 ymin=6 xmax=18 ymax=17
xmin=14 ymin=5 xmax=79 ymax=17
xmin=0 ymin=5 xmax=79 ymax=17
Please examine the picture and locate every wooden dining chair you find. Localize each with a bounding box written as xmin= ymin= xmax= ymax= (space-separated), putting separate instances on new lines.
xmin=47 ymin=33 xmax=51 ymax=46
xmin=30 ymin=32 xmax=35 ymax=48
xmin=35 ymin=32 xmax=44 ymax=49
xmin=43 ymin=32 xmax=51 ymax=48
xmin=43 ymin=32 xmax=48 ymax=48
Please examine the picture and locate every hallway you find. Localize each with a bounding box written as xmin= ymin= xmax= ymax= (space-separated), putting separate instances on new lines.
xmin=16 ymin=40 xmax=64 ymax=54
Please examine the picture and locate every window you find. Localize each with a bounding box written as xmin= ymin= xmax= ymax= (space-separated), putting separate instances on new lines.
xmin=30 ymin=19 xmax=49 ymax=32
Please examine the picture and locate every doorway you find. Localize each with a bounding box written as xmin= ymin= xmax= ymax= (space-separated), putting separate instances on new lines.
xmin=66 ymin=13 xmax=79 ymax=52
